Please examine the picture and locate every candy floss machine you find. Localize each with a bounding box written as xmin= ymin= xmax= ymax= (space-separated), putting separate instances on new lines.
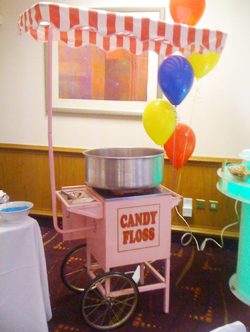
xmin=55 ymin=147 xmax=182 ymax=330
xmin=17 ymin=2 xmax=227 ymax=330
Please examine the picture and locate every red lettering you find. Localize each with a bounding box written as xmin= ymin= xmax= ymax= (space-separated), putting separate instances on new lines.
xmin=127 ymin=214 xmax=135 ymax=228
xmin=142 ymin=212 xmax=150 ymax=225
xmin=120 ymin=215 xmax=127 ymax=228
xmin=148 ymin=227 xmax=155 ymax=240
xmin=122 ymin=227 xmax=155 ymax=245
xmin=123 ymin=230 xmax=130 ymax=244
xmin=129 ymin=230 xmax=136 ymax=243
xmin=120 ymin=210 xmax=158 ymax=229
xmin=135 ymin=229 xmax=142 ymax=242
xmin=150 ymin=211 xmax=157 ymax=224
xmin=135 ymin=213 xmax=142 ymax=226
xmin=142 ymin=228 xmax=149 ymax=241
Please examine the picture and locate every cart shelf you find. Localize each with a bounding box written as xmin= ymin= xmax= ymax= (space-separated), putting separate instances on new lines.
xmin=56 ymin=185 xmax=103 ymax=219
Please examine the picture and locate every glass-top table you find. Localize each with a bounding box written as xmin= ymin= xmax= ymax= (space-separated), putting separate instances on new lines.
xmin=217 ymin=150 xmax=250 ymax=305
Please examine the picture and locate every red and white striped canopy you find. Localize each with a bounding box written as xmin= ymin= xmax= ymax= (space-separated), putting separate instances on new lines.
xmin=18 ymin=2 xmax=227 ymax=57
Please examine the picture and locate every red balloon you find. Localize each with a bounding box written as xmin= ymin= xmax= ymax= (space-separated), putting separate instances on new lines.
xmin=164 ymin=123 xmax=196 ymax=169
xmin=169 ymin=0 xmax=206 ymax=26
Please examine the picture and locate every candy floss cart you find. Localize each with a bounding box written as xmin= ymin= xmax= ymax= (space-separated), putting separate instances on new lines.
xmin=18 ymin=3 xmax=227 ymax=330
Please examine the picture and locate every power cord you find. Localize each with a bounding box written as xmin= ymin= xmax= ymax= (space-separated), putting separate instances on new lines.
xmin=175 ymin=200 xmax=240 ymax=251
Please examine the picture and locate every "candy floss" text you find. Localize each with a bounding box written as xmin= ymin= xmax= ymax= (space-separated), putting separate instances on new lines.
xmin=120 ymin=211 xmax=157 ymax=244
xmin=118 ymin=205 xmax=160 ymax=252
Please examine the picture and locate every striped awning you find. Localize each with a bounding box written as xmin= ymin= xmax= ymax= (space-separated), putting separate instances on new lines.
xmin=18 ymin=2 xmax=227 ymax=57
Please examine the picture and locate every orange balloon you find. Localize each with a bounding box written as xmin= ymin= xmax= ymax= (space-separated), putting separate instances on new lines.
xmin=169 ymin=0 xmax=206 ymax=26
xmin=164 ymin=123 xmax=196 ymax=169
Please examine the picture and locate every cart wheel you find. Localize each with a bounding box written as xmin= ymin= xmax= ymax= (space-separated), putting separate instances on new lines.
xmin=60 ymin=244 xmax=90 ymax=293
xmin=80 ymin=271 xmax=139 ymax=330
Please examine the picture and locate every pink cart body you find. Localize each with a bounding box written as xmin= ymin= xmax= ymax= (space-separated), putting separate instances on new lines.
xmin=57 ymin=184 xmax=181 ymax=312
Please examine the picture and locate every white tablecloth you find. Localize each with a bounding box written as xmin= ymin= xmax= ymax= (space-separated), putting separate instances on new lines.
xmin=211 ymin=322 xmax=246 ymax=332
xmin=0 ymin=217 xmax=52 ymax=332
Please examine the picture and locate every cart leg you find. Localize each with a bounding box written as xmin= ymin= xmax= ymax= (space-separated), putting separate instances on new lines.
xmin=105 ymin=276 xmax=110 ymax=296
xmin=163 ymin=258 xmax=170 ymax=313
xmin=140 ymin=263 xmax=144 ymax=285
xmin=86 ymin=245 xmax=91 ymax=270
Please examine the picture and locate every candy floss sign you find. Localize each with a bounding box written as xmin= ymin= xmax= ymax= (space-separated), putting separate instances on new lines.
xmin=117 ymin=204 xmax=160 ymax=252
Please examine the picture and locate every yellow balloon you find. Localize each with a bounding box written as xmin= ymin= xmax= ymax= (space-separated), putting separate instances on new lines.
xmin=187 ymin=52 xmax=221 ymax=79
xmin=142 ymin=99 xmax=176 ymax=145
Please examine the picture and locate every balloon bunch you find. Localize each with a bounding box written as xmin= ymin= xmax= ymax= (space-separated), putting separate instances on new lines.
xmin=143 ymin=0 xmax=223 ymax=170
xmin=143 ymin=55 xmax=196 ymax=169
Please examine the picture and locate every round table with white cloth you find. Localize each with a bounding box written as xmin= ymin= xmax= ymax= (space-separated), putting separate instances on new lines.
xmin=0 ymin=216 xmax=52 ymax=332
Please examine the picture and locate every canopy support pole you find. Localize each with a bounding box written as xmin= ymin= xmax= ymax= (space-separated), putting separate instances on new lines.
xmin=47 ymin=25 xmax=94 ymax=235
xmin=47 ymin=25 xmax=60 ymax=233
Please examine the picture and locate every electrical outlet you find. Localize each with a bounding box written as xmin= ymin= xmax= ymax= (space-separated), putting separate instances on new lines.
xmin=182 ymin=198 xmax=192 ymax=217
xmin=209 ymin=200 xmax=219 ymax=211
xmin=196 ymin=199 xmax=206 ymax=209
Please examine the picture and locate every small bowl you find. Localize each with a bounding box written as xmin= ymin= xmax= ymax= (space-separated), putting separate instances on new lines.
xmin=0 ymin=201 xmax=33 ymax=223
xmin=228 ymin=164 xmax=250 ymax=182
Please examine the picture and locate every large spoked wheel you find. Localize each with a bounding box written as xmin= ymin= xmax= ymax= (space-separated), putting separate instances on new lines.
xmin=80 ymin=271 xmax=139 ymax=330
xmin=60 ymin=244 xmax=90 ymax=293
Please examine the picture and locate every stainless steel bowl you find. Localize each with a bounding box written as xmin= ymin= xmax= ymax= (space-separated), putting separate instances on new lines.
xmin=84 ymin=147 xmax=165 ymax=191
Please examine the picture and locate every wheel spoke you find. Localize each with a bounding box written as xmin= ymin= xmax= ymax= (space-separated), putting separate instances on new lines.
xmin=112 ymin=296 xmax=135 ymax=307
xmin=64 ymin=269 xmax=85 ymax=284
xmin=64 ymin=267 xmax=85 ymax=277
xmin=99 ymin=306 xmax=110 ymax=326
xmin=90 ymin=286 xmax=107 ymax=301
xmin=84 ymin=299 xmax=107 ymax=317
xmin=85 ymin=300 xmax=111 ymax=327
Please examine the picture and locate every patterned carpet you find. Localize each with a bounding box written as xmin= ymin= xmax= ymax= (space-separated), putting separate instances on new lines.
xmin=39 ymin=220 xmax=250 ymax=332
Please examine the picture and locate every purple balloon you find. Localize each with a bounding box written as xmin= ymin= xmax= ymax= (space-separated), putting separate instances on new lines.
xmin=158 ymin=55 xmax=194 ymax=106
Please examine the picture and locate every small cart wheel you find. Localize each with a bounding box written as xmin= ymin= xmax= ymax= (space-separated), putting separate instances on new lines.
xmin=60 ymin=244 xmax=90 ymax=293
xmin=80 ymin=271 xmax=139 ymax=330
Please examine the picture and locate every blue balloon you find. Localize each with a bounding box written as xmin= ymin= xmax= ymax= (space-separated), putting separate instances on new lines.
xmin=158 ymin=55 xmax=194 ymax=106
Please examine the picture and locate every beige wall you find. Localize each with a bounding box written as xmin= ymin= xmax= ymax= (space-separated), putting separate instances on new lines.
xmin=0 ymin=1 xmax=248 ymax=241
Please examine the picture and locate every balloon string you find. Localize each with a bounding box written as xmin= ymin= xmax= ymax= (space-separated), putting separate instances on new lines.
xmin=171 ymin=107 xmax=178 ymax=191
xmin=171 ymin=123 xmax=176 ymax=191
xmin=176 ymin=168 xmax=183 ymax=193
xmin=178 ymin=79 xmax=202 ymax=174
xmin=171 ymin=162 xmax=174 ymax=191
xmin=189 ymin=79 xmax=202 ymax=127
xmin=171 ymin=80 xmax=201 ymax=191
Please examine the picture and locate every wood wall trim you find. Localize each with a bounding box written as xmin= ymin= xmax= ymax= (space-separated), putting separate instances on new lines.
xmin=0 ymin=143 xmax=240 ymax=163
xmin=0 ymin=143 xmax=84 ymax=154
xmin=171 ymin=225 xmax=239 ymax=239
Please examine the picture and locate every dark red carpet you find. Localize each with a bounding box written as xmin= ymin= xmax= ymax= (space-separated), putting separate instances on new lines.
xmin=39 ymin=220 xmax=250 ymax=332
